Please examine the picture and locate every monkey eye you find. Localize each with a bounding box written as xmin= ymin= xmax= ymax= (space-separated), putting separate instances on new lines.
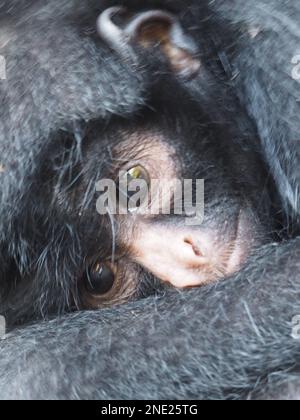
xmin=118 ymin=165 xmax=150 ymax=211
xmin=126 ymin=165 xmax=150 ymax=184
xmin=84 ymin=261 xmax=116 ymax=296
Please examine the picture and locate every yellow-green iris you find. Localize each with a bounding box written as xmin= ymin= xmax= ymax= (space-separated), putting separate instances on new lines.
xmin=127 ymin=165 xmax=150 ymax=183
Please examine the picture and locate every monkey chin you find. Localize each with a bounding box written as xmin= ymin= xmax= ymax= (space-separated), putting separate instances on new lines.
xmin=131 ymin=209 xmax=260 ymax=289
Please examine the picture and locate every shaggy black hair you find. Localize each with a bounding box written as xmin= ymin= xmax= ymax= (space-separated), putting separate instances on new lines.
xmin=0 ymin=0 xmax=300 ymax=400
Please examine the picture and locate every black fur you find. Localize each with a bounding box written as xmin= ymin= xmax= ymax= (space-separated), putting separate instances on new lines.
xmin=0 ymin=0 xmax=299 ymax=400
xmin=0 ymin=238 xmax=300 ymax=400
xmin=0 ymin=0 xmax=272 ymax=326
xmin=210 ymin=0 xmax=300 ymax=225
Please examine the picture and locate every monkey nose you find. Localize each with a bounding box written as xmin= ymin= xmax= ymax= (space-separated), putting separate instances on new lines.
xmin=131 ymin=225 xmax=223 ymax=288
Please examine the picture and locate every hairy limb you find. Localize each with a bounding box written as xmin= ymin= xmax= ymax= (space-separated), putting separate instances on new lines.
xmin=211 ymin=0 xmax=300 ymax=220
xmin=0 ymin=0 xmax=150 ymax=241
xmin=0 ymin=238 xmax=300 ymax=400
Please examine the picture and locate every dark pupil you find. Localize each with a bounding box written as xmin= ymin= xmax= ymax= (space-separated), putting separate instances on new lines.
xmin=86 ymin=263 xmax=115 ymax=295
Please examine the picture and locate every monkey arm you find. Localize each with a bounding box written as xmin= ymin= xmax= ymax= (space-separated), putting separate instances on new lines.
xmin=211 ymin=0 xmax=300 ymax=217
xmin=0 ymin=0 xmax=149 ymax=242
xmin=0 ymin=238 xmax=299 ymax=400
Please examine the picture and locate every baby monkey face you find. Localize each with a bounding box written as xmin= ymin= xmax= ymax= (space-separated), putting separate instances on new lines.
xmin=64 ymin=6 xmax=270 ymax=310
xmin=78 ymin=122 xmax=267 ymax=310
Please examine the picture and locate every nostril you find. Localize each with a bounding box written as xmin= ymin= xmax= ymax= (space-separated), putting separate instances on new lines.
xmin=184 ymin=238 xmax=203 ymax=257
